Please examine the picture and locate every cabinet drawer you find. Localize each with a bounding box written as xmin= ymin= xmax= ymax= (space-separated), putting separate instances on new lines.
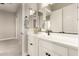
xmin=28 ymin=36 xmax=38 ymax=45
xmin=39 ymin=39 xmax=54 ymax=50
xmin=53 ymin=44 xmax=68 ymax=56
xmin=39 ymin=46 xmax=46 ymax=56
xmin=39 ymin=46 xmax=54 ymax=56
xmin=54 ymin=52 xmax=62 ymax=56
xmin=39 ymin=39 xmax=68 ymax=56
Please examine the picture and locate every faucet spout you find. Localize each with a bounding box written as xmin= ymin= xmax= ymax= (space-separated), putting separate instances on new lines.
xmin=46 ymin=30 xmax=52 ymax=35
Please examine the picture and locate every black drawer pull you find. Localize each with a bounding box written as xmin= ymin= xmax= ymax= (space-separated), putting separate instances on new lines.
xmin=27 ymin=54 xmax=30 ymax=56
xmin=45 ymin=52 xmax=51 ymax=56
xmin=30 ymin=43 xmax=33 ymax=45
xmin=46 ymin=52 xmax=49 ymax=55
xmin=48 ymin=54 xmax=51 ymax=56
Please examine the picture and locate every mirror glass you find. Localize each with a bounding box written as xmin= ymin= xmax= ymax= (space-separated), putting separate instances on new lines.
xmin=29 ymin=8 xmax=37 ymax=29
xmin=24 ymin=16 xmax=29 ymax=29
xmin=38 ymin=3 xmax=78 ymax=34
xmin=28 ymin=8 xmax=41 ymax=33
xmin=24 ymin=8 xmax=37 ymax=29
xmin=38 ymin=3 xmax=52 ymax=31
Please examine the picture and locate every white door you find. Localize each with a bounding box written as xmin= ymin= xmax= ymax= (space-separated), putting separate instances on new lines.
xmin=50 ymin=9 xmax=63 ymax=32
xmin=63 ymin=4 xmax=77 ymax=34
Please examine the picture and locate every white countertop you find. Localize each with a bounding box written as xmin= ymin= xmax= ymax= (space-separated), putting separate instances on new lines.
xmin=27 ymin=32 xmax=79 ymax=48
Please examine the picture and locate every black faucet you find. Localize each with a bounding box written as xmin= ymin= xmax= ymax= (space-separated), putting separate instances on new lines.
xmin=46 ymin=30 xmax=52 ymax=35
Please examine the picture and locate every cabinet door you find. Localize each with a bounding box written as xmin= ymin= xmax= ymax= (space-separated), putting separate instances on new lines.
xmin=54 ymin=54 xmax=60 ymax=56
xmin=28 ymin=36 xmax=38 ymax=56
xmin=39 ymin=46 xmax=54 ymax=56
xmin=53 ymin=44 xmax=68 ymax=56
xmin=39 ymin=39 xmax=68 ymax=56
xmin=39 ymin=46 xmax=46 ymax=56
xmin=50 ymin=9 xmax=63 ymax=32
xmin=68 ymin=48 xmax=78 ymax=56
xmin=54 ymin=53 xmax=62 ymax=56
xmin=39 ymin=40 xmax=54 ymax=56
xmin=63 ymin=4 xmax=77 ymax=33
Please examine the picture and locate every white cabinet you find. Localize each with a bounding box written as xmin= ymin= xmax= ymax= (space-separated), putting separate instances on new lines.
xmin=39 ymin=39 xmax=68 ymax=56
xmin=39 ymin=39 xmax=54 ymax=56
xmin=28 ymin=36 xmax=38 ymax=56
xmin=39 ymin=39 xmax=78 ymax=56
xmin=27 ymin=35 xmax=78 ymax=56
xmin=53 ymin=43 xmax=68 ymax=56
xmin=39 ymin=46 xmax=54 ymax=56
xmin=54 ymin=53 xmax=62 ymax=56
xmin=39 ymin=46 xmax=46 ymax=56
xmin=50 ymin=9 xmax=63 ymax=32
xmin=39 ymin=39 xmax=54 ymax=50
xmin=68 ymin=48 xmax=78 ymax=56
xmin=63 ymin=4 xmax=78 ymax=33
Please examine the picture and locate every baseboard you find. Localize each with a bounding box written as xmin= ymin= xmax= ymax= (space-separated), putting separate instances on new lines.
xmin=0 ymin=37 xmax=17 ymax=41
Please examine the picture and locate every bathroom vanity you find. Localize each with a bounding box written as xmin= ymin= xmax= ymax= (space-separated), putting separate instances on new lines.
xmin=23 ymin=3 xmax=79 ymax=56
xmin=27 ymin=32 xmax=78 ymax=56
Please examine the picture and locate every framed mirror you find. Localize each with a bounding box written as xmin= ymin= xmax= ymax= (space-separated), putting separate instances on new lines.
xmin=38 ymin=3 xmax=51 ymax=32
xmin=29 ymin=8 xmax=37 ymax=29
xmin=38 ymin=3 xmax=78 ymax=34
xmin=28 ymin=8 xmax=41 ymax=33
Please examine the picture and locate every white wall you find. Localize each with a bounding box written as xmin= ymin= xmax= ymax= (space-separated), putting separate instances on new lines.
xmin=50 ymin=9 xmax=63 ymax=32
xmin=27 ymin=3 xmax=38 ymax=11
xmin=0 ymin=10 xmax=16 ymax=39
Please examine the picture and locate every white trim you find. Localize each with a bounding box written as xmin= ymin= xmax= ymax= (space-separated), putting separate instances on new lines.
xmin=22 ymin=3 xmax=25 ymax=56
xmin=0 ymin=37 xmax=16 ymax=41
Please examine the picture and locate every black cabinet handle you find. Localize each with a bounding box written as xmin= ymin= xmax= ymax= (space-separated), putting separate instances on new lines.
xmin=46 ymin=52 xmax=49 ymax=55
xmin=48 ymin=54 xmax=51 ymax=56
xmin=45 ymin=52 xmax=51 ymax=56
xmin=27 ymin=54 xmax=30 ymax=56
xmin=30 ymin=43 xmax=33 ymax=45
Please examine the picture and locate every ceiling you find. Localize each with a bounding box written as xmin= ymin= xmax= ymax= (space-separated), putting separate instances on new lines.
xmin=0 ymin=3 xmax=20 ymax=13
